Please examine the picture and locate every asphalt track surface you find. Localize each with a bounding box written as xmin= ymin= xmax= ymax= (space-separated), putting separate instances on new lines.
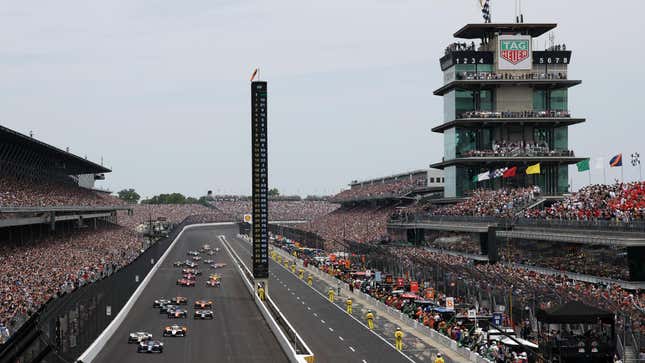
xmin=224 ymin=232 xmax=416 ymax=363
xmin=93 ymin=225 xmax=287 ymax=363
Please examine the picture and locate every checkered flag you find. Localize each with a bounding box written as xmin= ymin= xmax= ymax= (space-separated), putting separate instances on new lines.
xmin=481 ymin=0 xmax=491 ymax=23
xmin=631 ymin=152 xmax=640 ymax=167
xmin=491 ymin=167 xmax=508 ymax=179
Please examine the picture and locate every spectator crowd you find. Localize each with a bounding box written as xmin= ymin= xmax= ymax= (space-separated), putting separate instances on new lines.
xmin=461 ymin=141 xmax=573 ymax=158
xmin=332 ymin=176 xmax=427 ymax=203
xmin=214 ymin=200 xmax=338 ymax=221
xmin=430 ymin=187 xmax=540 ymax=218
xmin=0 ymin=175 xmax=125 ymax=208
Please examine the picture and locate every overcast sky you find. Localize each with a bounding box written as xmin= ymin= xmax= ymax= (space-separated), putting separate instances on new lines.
xmin=1 ymin=1 xmax=643 ymax=198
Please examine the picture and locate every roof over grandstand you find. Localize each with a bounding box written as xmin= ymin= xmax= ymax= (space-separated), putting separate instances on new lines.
xmin=349 ymin=169 xmax=440 ymax=187
xmin=536 ymin=301 xmax=613 ymax=324
xmin=0 ymin=125 xmax=110 ymax=174
xmin=453 ymin=23 xmax=557 ymax=39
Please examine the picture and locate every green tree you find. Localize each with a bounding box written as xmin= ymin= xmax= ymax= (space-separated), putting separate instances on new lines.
xmin=268 ymin=188 xmax=280 ymax=197
xmin=117 ymin=188 xmax=140 ymax=204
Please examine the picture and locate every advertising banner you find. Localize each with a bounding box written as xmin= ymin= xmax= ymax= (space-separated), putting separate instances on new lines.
xmin=445 ymin=297 xmax=455 ymax=311
xmin=498 ymin=35 xmax=532 ymax=70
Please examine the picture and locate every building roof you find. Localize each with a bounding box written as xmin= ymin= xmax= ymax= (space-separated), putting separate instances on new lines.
xmin=431 ymin=118 xmax=586 ymax=133
xmin=349 ymin=169 xmax=439 ymax=187
xmin=431 ymin=156 xmax=586 ymax=169
xmin=434 ymin=79 xmax=581 ymax=96
xmin=0 ymin=125 xmax=111 ymax=174
xmin=454 ymin=23 xmax=557 ymax=39
xmin=536 ymin=301 xmax=613 ymax=324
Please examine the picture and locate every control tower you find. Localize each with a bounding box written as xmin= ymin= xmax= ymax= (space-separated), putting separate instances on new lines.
xmin=431 ymin=23 xmax=587 ymax=197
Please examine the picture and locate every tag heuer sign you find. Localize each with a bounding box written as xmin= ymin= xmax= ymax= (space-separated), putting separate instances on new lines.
xmin=498 ymin=35 xmax=532 ymax=70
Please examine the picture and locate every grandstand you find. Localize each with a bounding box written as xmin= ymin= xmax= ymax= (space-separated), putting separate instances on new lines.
xmin=432 ymin=23 xmax=587 ymax=197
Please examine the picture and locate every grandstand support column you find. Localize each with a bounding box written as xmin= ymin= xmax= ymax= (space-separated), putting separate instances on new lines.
xmin=49 ymin=212 xmax=56 ymax=231
xmin=484 ymin=226 xmax=498 ymax=263
xmin=627 ymin=247 xmax=645 ymax=281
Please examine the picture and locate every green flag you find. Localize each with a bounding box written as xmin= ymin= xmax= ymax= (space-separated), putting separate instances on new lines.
xmin=576 ymin=159 xmax=590 ymax=172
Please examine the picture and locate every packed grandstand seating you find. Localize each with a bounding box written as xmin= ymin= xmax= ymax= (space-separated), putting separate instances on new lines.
xmin=523 ymin=181 xmax=645 ymax=221
xmin=429 ymin=187 xmax=540 ymax=218
xmin=386 ymin=246 xmax=645 ymax=343
xmin=0 ymin=226 xmax=140 ymax=336
xmin=300 ymin=205 xmax=394 ymax=246
xmin=0 ymin=175 xmax=125 ymax=208
xmin=460 ymin=141 xmax=574 ymax=158
xmin=214 ymin=200 xmax=338 ymax=221
xmin=332 ymin=177 xmax=426 ymax=202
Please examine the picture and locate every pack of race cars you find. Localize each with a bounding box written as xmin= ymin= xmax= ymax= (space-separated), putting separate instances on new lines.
xmin=131 ymin=243 xmax=226 ymax=353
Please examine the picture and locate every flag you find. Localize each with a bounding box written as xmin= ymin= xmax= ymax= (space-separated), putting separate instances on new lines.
xmin=503 ymin=166 xmax=517 ymax=178
xmin=477 ymin=171 xmax=491 ymax=182
xmin=480 ymin=0 xmax=491 ymax=23
xmin=250 ymin=68 xmax=258 ymax=82
xmin=491 ymin=167 xmax=508 ymax=179
xmin=609 ymin=154 xmax=622 ymax=167
xmin=576 ymin=159 xmax=590 ymax=172
xmin=526 ymin=163 xmax=541 ymax=175
xmin=593 ymin=157 xmax=605 ymax=170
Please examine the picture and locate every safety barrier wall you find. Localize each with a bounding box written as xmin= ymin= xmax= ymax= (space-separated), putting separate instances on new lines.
xmin=76 ymin=222 xmax=234 ymax=363
xmin=271 ymin=244 xmax=492 ymax=363
xmin=0 ymin=220 xmax=194 ymax=363
xmin=220 ymin=234 xmax=314 ymax=363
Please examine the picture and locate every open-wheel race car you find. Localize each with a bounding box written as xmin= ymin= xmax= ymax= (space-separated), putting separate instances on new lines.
xmin=206 ymin=279 xmax=221 ymax=287
xmin=167 ymin=307 xmax=188 ymax=319
xmin=177 ymin=278 xmax=196 ymax=287
xmin=162 ymin=324 xmax=187 ymax=337
xmin=171 ymin=296 xmax=188 ymax=305
xmin=182 ymin=268 xmax=201 ymax=275
xmin=194 ymin=299 xmax=213 ymax=309
xmin=194 ymin=309 xmax=214 ymax=320
xmin=137 ymin=340 xmax=163 ymax=353
xmin=128 ymin=331 xmax=152 ymax=344
xmin=153 ymin=299 xmax=171 ymax=308
xmin=210 ymin=263 xmax=227 ymax=269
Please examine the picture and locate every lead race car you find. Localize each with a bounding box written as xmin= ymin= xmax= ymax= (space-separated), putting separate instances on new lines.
xmin=137 ymin=340 xmax=163 ymax=353
xmin=162 ymin=324 xmax=187 ymax=337
xmin=194 ymin=309 xmax=214 ymax=320
xmin=128 ymin=331 xmax=153 ymax=343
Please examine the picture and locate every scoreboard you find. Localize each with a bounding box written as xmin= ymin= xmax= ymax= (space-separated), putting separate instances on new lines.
xmin=251 ymin=81 xmax=269 ymax=279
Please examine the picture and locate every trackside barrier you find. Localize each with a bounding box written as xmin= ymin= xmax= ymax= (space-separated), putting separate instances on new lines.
xmin=270 ymin=244 xmax=492 ymax=363
xmin=76 ymin=222 xmax=235 ymax=363
xmin=219 ymin=234 xmax=314 ymax=363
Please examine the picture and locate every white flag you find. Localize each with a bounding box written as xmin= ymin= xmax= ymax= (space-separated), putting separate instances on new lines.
xmin=593 ymin=157 xmax=605 ymax=170
xmin=477 ymin=171 xmax=491 ymax=182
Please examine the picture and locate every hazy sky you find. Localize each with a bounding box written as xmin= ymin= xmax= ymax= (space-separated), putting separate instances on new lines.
xmin=1 ymin=1 xmax=643 ymax=198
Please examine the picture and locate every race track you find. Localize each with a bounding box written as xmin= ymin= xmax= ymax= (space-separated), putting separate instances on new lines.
xmin=224 ymin=232 xmax=419 ymax=363
xmin=92 ymin=225 xmax=287 ymax=363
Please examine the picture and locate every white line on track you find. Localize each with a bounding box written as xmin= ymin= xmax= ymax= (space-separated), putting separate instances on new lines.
xmin=307 ymin=307 xmax=311 ymax=311
xmin=320 ymin=319 xmax=325 ymax=324
xmin=329 ymin=327 xmax=334 ymax=332
xmin=313 ymin=313 xmax=318 ymax=317
xmin=349 ymin=347 xmax=356 ymax=352
xmin=339 ymin=336 xmax=344 ymax=341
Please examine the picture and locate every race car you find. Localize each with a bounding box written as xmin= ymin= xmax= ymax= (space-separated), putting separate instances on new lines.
xmin=159 ymin=304 xmax=177 ymax=314
xmin=167 ymin=308 xmax=188 ymax=318
xmin=203 ymin=259 xmax=214 ymax=265
xmin=210 ymin=263 xmax=227 ymax=269
xmin=206 ymin=279 xmax=221 ymax=287
xmin=137 ymin=340 xmax=163 ymax=353
xmin=182 ymin=268 xmax=201 ymax=275
xmin=176 ymin=279 xmax=196 ymax=287
xmin=128 ymin=331 xmax=153 ymax=343
xmin=192 ymin=256 xmax=201 ymax=261
xmin=173 ymin=261 xmax=184 ymax=267
xmin=153 ymin=299 xmax=171 ymax=308
xmin=194 ymin=309 xmax=214 ymax=319
xmin=182 ymin=273 xmax=197 ymax=280
xmin=194 ymin=300 xmax=213 ymax=309
xmin=209 ymin=273 xmax=221 ymax=280
xmin=162 ymin=324 xmax=187 ymax=337
xmin=202 ymin=244 xmax=212 ymax=250
xmin=206 ymin=250 xmax=215 ymax=256
xmin=184 ymin=261 xmax=198 ymax=268
xmin=187 ymin=251 xmax=200 ymax=256
xmin=171 ymin=296 xmax=188 ymax=305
